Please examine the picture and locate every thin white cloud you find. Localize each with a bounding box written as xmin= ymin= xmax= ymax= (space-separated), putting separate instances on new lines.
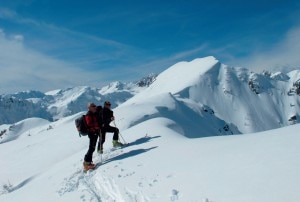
xmin=0 ymin=7 xmax=146 ymax=93
xmin=0 ymin=7 xmax=17 ymax=19
xmin=0 ymin=7 xmax=133 ymax=50
xmin=232 ymin=26 xmax=300 ymax=72
xmin=0 ymin=30 xmax=106 ymax=94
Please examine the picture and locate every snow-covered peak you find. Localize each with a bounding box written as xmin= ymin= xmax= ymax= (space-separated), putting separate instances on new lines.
xmin=121 ymin=56 xmax=300 ymax=134
xmin=100 ymin=74 xmax=158 ymax=95
xmin=134 ymin=73 xmax=158 ymax=87
xmin=150 ymin=56 xmax=219 ymax=95
xmin=122 ymin=56 xmax=219 ymax=104
xmin=99 ymin=81 xmax=125 ymax=95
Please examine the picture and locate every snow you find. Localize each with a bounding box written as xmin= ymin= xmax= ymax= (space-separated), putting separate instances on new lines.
xmin=0 ymin=56 xmax=300 ymax=202
xmin=1 ymin=114 xmax=300 ymax=202
xmin=125 ymin=56 xmax=220 ymax=101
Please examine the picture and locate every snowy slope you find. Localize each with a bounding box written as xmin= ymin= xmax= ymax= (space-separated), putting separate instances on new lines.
xmin=115 ymin=92 xmax=239 ymax=137
xmin=0 ymin=112 xmax=299 ymax=202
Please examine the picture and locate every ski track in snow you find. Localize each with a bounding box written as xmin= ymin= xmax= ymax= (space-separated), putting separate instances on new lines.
xmin=58 ymin=148 xmax=149 ymax=202
xmin=57 ymin=136 xmax=190 ymax=202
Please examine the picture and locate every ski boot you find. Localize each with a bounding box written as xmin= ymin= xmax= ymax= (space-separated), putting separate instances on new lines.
xmin=112 ymin=140 xmax=124 ymax=148
xmin=83 ymin=161 xmax=95 ymax=172
xmin=97 ymin=149 xmax=103 ymax=154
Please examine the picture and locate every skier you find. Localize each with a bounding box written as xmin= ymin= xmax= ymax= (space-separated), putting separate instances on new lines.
xmin=98 ymin=101 xmax=123 ymax=153
xmin=83 ymin=102 xmax=101 ymax=171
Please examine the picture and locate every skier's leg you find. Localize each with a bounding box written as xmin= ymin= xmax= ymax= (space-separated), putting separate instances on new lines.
xmin=112 ymin=127 xmax=119 ymax=141
xmin=84 ymin=133 xmax=98 ymax=162
xmin=98 ymin=131 xmax=106 ymax=152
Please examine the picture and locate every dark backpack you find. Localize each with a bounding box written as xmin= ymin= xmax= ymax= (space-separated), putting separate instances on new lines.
xmin=75 ymin=115 xmax=88 ymax=137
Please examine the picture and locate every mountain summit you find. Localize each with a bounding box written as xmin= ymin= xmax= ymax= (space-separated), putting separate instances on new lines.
xmin=119 ymin=56 xmax=300 ymax=134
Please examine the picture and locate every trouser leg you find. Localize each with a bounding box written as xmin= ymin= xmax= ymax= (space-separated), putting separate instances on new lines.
xmin=103 ymin=125 xmax=119 ymax=141
xmin=97 ymin=132 xmax=106 ymax=151
xmin=84 ymin=133 xmax=98 ymax=162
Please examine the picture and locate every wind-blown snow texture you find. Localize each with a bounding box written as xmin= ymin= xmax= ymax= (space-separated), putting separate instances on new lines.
xmin=0 ymin=56 xmax=300 ymax=202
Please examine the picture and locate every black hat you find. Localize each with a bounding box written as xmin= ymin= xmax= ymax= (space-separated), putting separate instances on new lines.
xmin=104 ymin=101 xmax=111 ymax=106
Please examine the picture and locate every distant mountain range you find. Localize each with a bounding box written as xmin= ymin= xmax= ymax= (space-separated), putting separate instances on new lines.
xmin=0 ymin=74 xmax=157 ymax=124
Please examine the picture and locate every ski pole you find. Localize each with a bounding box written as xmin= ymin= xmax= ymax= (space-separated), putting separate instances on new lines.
xmin=113 ymin=121 xmax=127 ymax=144
xmin=99 ymin=131 xmax=103 ymax=162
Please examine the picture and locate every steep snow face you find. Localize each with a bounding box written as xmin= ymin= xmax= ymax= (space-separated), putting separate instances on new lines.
xmin=190 ymin=65 xmax=300 ymax=133
xmin=122 ymin=56 xmax=300 ymax=134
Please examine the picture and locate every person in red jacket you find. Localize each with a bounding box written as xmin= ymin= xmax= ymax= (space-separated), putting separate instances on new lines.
xmin=83 ymin=102 xmax=101 ymax=171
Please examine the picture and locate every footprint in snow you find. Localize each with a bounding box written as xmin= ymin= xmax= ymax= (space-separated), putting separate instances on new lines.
xmin=170 ymin=189 xmax=179 ymax=201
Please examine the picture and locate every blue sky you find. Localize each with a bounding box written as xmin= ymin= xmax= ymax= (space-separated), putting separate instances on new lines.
xmin=0 ymin=0 xmax=300 ymax=93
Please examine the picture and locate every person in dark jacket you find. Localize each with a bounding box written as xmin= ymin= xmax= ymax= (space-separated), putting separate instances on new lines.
xmin=99 ymin=101 xmax=123 ymax=152
xmin=83 ymin=102 xmax=101 ymax=171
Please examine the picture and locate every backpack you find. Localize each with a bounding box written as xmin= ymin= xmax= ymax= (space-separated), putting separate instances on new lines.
xmin=75 ymin=115 xmax=88 ymax=137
